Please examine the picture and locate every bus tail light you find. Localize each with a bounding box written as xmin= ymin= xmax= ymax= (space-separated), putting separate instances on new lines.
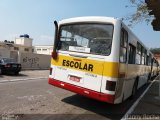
xmin=52 ymin=51 xmax=58 ymax=60
xmin=50 ymin=68 xmax=52 ymax=75
xmin=106 ymin=81 xmax=116 ymax=91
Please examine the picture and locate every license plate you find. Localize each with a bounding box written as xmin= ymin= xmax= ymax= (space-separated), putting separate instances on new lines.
xmin=69 ymin=76 xmax=80 ymax=82
xmin=12 ymin=65 xmax=17 ymax=67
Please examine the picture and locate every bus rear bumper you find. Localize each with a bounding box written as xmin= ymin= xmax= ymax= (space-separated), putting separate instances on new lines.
xmin=48 ymin=78 xmax=115 ymax=104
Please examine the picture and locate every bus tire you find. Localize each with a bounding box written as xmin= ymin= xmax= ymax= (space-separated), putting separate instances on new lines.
xmin=130 ymin=79 xmax=138 ymax=99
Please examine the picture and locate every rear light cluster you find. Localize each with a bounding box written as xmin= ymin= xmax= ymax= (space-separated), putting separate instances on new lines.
xmin=52 ymin=51 xmax=58 ymax=59
xmin=106 ymin=81 xmax=116 ymax=91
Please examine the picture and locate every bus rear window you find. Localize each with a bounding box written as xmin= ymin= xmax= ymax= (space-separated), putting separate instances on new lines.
xmin=58 ymin=23 xmax=113 ymax=56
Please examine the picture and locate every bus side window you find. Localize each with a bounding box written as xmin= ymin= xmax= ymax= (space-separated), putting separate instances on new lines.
xmin=128 ymin=44 xmax=136 ymax=64
xmin=148 ymin=54 xmax=152 ymax=66
xmin=136 ymin=42 xmax=142 ymax=65
xmin=120 ymin=29 xmax=128 ymax=63
xmin=144 ymin=50 xmax=147 ymax=65
xmin=141 ymin=47 xmax=146 ymax=65
xmin=146 ymin=55 xmax=149 ymax=66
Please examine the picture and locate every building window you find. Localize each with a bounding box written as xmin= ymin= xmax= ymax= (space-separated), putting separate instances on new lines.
xmin=24 ymin=48 xmax=29 ymax=51
xmin=42 ymin=49 xmax=47 ymax=51
xmin=37 ymin=49 xmax=41 ymax=51
xmin=14 ymin=47 xmax=19 ymax=50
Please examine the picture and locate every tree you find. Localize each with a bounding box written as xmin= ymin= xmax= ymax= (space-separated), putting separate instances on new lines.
xmin=125 ymin=0 xmax=154 ymax=27
xmin=150 ymin=48 xmax=160 ymax=54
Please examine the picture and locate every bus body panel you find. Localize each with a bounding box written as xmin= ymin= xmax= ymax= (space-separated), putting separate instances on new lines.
xmin=50 ymin=52 xmax=120 ymax=93
xmin=49 ymin=16 xmax=159 ymax=104
xmin=50 ymin=52 xmax=105 ymax=92
xmin=49 ymin=17 xmax=124 ymax=104
xmin=48 ymin=77 xmax=115 ymax=103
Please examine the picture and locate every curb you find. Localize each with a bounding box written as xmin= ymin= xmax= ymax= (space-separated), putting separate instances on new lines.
xmin=121 ymin=75 xmax=160 ymax=120
xmin=0 ymin=77 xmax=48 ymax=83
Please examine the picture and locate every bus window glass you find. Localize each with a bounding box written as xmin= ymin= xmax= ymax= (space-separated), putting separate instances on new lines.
xmin=58 ymin=24 xmax=113 ymax=56
xmin=144 ymin=50 xmax=147 ymax=65
xmin=136 ymin=54 xmax=141 ymax=64
xmin=146 ymin=56 xmax=149 ymax=65
xmin=141 ymin=47 xmax=145 ymax=65
xmin=120 ymin=48 xmax=127 ymax=62
xmin=148 ymin=54 xmax=152 ymax=66
xmin=120 ymin=29 xmax=128 ymax=63
xmin=136 ymin=42 xmax=142 ymax=64
xmin=128 ymin=44 xmax=136 ymax=64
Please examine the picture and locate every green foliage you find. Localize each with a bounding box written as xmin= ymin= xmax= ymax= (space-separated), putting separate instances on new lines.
xmin=150 ymin=48 xmax=160 ymax=54
xmin=124 ymin=0 xmax=154 ymax=27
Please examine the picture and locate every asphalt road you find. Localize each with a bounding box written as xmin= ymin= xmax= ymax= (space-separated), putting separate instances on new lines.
xmin=0 ymin=70 xmax=49 ymax=81
xmin=0 ymin=78 xmax=150 ymax=120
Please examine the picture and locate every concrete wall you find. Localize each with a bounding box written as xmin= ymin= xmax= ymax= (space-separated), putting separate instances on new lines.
xmin=19 ymin=52 xmax=51 ymax=70
xmin=10 ymin=51 xmax=18 ymax=62
xmin=0 ymin=48 xmax=10 ymax=58
xmin=0 ymin=45 xmax=51 ymax=70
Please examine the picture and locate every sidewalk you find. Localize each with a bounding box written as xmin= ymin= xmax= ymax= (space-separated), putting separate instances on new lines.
xmin=0 ymin=70 xmax=49 ymax=81
xmin=131 ymin=79 xmax=160 ymax=116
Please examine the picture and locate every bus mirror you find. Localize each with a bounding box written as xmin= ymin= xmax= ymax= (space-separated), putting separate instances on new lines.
xmin=57 ymin=41 xmax=62 ymax=50
xmin=52 ymin=20 xmax=58 ymax=59
xmin=54 ymin=20 xmax=58 ymax=50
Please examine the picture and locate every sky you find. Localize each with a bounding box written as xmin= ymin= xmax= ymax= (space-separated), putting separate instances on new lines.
xmin=0 ymin=0 xmax=159 ymax=48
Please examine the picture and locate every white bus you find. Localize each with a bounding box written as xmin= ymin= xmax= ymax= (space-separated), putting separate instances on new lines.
xmin=48 ymin=16 xmax=158 ymax=104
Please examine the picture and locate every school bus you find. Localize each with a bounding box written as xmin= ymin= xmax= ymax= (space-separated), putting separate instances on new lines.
xmin=48 ymin=16 xmax=159 ymax=104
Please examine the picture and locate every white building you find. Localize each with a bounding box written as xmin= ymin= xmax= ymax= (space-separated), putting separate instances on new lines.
xmin=0 ymin=34 xmax=33 ymax=61
xmin=15 ymin=34 xmax=33 ymax=47
xmin=0 ymin=35 xmax=52 ymax=70
xmin=34 ymin=45 xmax=53 ymax=55
xmin=0 ymin=34 xmax=53 ymax=59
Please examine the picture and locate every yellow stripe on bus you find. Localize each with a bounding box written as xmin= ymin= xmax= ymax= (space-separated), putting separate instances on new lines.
xmin=51 ymin=55 xmax=119 ymax=78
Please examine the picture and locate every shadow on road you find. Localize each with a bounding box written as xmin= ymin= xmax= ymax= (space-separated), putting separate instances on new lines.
xmin=8 ymin=82 xmax=151 ymax=120
xmin=61 ymin=83 xmax=150 ymax=120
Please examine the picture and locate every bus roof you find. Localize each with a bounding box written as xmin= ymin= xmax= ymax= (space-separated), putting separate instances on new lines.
xmin=59 ymin=16 xmax=120 ymax=25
